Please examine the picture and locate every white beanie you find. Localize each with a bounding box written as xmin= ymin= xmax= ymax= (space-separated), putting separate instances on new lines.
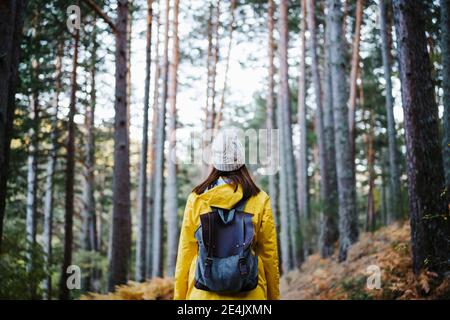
xmin=211 ymin=129 xmax=245 ymax=172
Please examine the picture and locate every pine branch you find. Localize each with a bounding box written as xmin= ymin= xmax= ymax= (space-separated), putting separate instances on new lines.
xmin=81 ymin=0 xmax=117 ymax=34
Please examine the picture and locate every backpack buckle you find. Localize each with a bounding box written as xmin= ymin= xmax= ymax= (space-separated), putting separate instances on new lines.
xmin=238 ymin=257 xmax=248 ymax=276
xmin=204 ymin=257 xmax=213 ymax=278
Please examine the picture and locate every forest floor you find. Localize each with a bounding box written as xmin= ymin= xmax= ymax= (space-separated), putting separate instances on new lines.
xmin=81 ymin=222 xmax=450 ymax=300
xmin=281 ymin=222 xmax=450 ymax=300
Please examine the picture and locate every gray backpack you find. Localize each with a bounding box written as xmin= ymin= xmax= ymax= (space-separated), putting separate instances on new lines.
xmin=194 ymin=198 xmax=258 ymax=293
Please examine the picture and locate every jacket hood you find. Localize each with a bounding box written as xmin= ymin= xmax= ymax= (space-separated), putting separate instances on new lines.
xmin=197 ymin=183 xmax=244 ymax=210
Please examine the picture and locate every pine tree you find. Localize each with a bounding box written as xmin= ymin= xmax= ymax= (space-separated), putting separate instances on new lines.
xmin=136 ymin=0 xmax=153 ymax=283
xmin=327 ymin=0 xmax=358 ymax=262
xmin=392 ymin=0 xmax=450 ymax=275
xmin=166 ymin=0 xmax=180 ymax=277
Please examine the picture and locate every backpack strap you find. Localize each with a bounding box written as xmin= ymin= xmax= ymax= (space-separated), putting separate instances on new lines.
xmin=204 ymin=213 xmax=213 ymax=279
xmin=211 ymin=196 xmax=248 ymax=223
xmin=238 ymin=208 xmax=249 ymax=276
xmin=233 ymin=197 xmax=249 ymax=212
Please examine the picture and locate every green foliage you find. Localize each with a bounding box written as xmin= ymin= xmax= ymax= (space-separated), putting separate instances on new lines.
xmin=340 ymin=276 xmax=374 ymax=300
xmin=0 ymin=219 xmax=48 ymax=299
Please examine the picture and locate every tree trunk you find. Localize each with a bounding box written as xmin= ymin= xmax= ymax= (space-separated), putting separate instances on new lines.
xmin=42 ymin=43 xmax=63 ymax=300
xmin=204 ymin=4 xmax=213 ymax=131
xmin=82 ymin=15 xmax=99 ymax=292
xmin=152 ymin=0 xmax=170 ymax=278
xmin=214 ymin=0 xmax=236 ymax=132
xmin=97 ymin=173 xmax=106 ymax=256
xmin=319 ymin=6 xmax=339 ymax=258
xmin=348 ymin=0 xmax=364 ymax=162
xmin=26 ymin=50 xmax=40 ymax=277
xmin=59 ymin=28 xmax=79 ymax=300
xmin=26 ymin=57 xmax=39 ymax=299
xmin=267 ymin=0 xmax=278 ymax=233
xmin=166 ymin=0 xmax=180 ymax=278
xmin=208 ymin=0 xmax=220 ymax=130
xmin=277 ymin=96 xmax=291 ymax=273
xmin=279 ymin=0 xmax=301 ymax=270
xmin=146 ymin=1 xmax=161 ymax=278
xmin=380 ymin=149 xmax=388 ymax=226
xmin=306 ymin=0 xmax=328 ymax=204
xmin=0 ymin=0 xmax=27 ymax=252
xmin=277 ymin=0 xmax=291 ymax=273
xmin=25 ymin=14 xmax=41 ymax=296
xmin=297 ymin=0 xmax=309 ymax=229
xmin=108 ymin=0 xmax=131 ymax=291
xmin=363 ymin=88 xmax=376 ymax=233
xmin=307 ymin=0 xmax=333 ymax=258
xmin=127 ymin=7 xmax=133 ymax=124
xmin=379 ymin=0 xmax=402 ymax=222
xmin=136 ymin=0 xmax=153 ymax=283
xmin=392 ymin=0 xmax=450 ymax=275
xmin=204 ymin=1 xmax=221 ymax=131
xmin=327 ymin=0 xmax=358 ymax=262
xmin=440 ymin=0 xmax=450 ymax=192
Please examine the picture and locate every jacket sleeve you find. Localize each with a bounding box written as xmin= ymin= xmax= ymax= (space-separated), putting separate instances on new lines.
xmin=257 ymin=196 xmax=280 ymax=300
xmin=174 ymin=193 xmax=197 ymax=300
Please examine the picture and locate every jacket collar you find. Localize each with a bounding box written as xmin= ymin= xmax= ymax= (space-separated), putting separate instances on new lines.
xmin=198 ymin=183 xmax=243 ymax=210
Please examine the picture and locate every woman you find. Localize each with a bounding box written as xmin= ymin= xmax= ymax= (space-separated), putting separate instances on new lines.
xmin=174 ymin=131 xmax=280 ymax=300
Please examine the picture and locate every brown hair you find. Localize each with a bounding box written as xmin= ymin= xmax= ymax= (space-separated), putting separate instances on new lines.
xmin=193 ymin=165 xmax=260 ymax=200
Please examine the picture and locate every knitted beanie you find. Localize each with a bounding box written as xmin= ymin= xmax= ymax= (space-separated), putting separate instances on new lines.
xmin=211 ymin=130 xmax=245 ymax=172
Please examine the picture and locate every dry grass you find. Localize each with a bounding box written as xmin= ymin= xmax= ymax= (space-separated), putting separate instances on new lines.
xmin=81 ymin=277 xmax=174 ymax=300
xmin=281 ymin=222 xmax=450 ymax=300
xmin=81 ymin=223 xmax=449 ymax=300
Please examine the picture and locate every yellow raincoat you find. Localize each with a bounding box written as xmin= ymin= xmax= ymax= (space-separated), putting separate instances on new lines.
xmin=174 ymin=183 xmax=280 ymax=300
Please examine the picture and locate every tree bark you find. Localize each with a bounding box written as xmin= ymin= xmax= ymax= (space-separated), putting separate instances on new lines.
xmin=379 ymin=0 xmax=402 ymax=222
xmin=392 ymin=0 xmax=450 ymax=275
xmin=277 ymin=0 xmax=291 ymax=273
xmin=279 ymin=0 xmax=301 ymax=270
xmin=319 ymin=6 xmax=339 ymax=258
xmin=348 ymin=0 xmax=364 ymax=162
xmin=204 ymin=4 xmax=213 ymax=131
xmin=214 ymin=0 xmax=236 ymax=132
xmin=208 ymin=0 xmax=220 ymax=130
xmin=82 ymin=15 xmax=99 ymax=292
xmin=327 ymin=0 xmax=358 ymax=262
xmin=108 ymin=0 xmax=131 ymax=291
xmin=0 ymin=0 xmax=27 ymax=252
xmin=307 ymin=0 xmax=333 ymax=258
xmin=380 ymin=149 xmax=388 ymax=226
xmin=25 ymin=56 xmax=39 ymax=294
xmin=136 ymin=0 xmax=153 ymax=283
xmin=306 ymin=0 xmax=328 ymax=205
xmin=26 ymin=14 xmax=41 ymax=297
xmin=267 ymin=0 xmax=278 ymax=233
xmin=362 ymin=85 xmax=376 ymax=232
xmin=59 ymin=28 xmax=79 ymax=300
xmin=152 ymin=0 xmax=170 ymax=278
xmin=166 ymin=0 xmax=180 ymax=278
xmin=42 ymin=43 xmax=63 ymax=300
xmin=146 ymin=1 xmax=162 ymax=278
xmin=297 ymin=0 xmax=309 ymax=228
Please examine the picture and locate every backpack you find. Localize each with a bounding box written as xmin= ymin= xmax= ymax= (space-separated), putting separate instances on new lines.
xmin=194 ymin=197 xmax=258 ymax=293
